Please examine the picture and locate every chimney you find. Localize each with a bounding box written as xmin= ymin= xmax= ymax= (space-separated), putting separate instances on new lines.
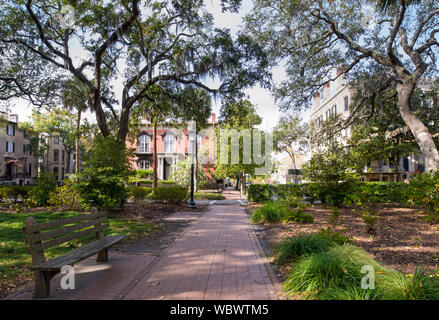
xmin=211 ymin=113 xmax=216 ymax=123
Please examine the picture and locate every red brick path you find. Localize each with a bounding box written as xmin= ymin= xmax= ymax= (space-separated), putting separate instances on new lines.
xmin=122 ymin=205 xmax=281 ymax=300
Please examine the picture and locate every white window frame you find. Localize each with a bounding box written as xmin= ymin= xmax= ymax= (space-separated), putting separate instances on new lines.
xmin=138 ymin=160 xmax=151 ymax=170
xmin=164 ymin=135 xmax=176 ymax=153
xmin=7 ymin=124 xmax=14 ymax=136
xmin=138 ymin=135 xmax=150 ymax=153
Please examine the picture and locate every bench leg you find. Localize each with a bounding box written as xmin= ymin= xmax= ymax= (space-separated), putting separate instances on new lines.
xmin=33 ymin=271 xmax=57 ymax=299
xmin=96 ymin=248 xmax=108 ymax=262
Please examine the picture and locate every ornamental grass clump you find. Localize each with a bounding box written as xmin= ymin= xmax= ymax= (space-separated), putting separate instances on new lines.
xmin=283 ymin=244 xmax=395 ymax=300
xmin=272 ymin=229 xmax=351 ymax=266
xmin=250 ymin=202 xmax=314 ymax=224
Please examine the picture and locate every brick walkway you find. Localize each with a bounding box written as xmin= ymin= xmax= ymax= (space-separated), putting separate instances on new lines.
xmin=8 ymin=204 xmax=281 ymax=300
xmin=121 ymin=205 xmax=280 ymax=300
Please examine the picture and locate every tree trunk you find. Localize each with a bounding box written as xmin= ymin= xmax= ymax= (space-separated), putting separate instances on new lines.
xmin=152 ymin=121 xmax=158 ymax=190
xmin=75 ymin=109 xmax=82 ymax=173
xmin=397 ymin=81 xmax=439 ymax=172
xmin=93 ymin=100 xmax=110 ymax=137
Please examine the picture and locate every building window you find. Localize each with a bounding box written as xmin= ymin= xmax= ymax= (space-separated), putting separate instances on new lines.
xmin=138 ymin=160 xmax=151 ymax=170
xmin=188 ymin=135 xmax=201 ymax=153
xmin=138 ymin=135 xmax=150 ymax=153
xmin=164 ymin=135 xmax=176 ymax=153
xmin=54 ymin=149 xmax=59 ymax=162
xmin=28 ymin=164 xmax=31 ymax=177
xmin=54 ymin=136 xmax=60 ymax=144
xmin=62 ymin=150 xmax=65 ymax=162
xmin=6 ymin=124 xmax=15 ymax=136
xmin=61 ymin=168 xmax=65 ymax=180
xmin=6 ymin=141 xmax=15 ymax=153
xmin=332 ymin=105 xmax=337 ymax=115
xmin=344 ymin=96 xmax=349 ymax=111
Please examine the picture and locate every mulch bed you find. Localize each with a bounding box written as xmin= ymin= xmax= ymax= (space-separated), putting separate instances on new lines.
xmin=246 ymin=203 xmax=439 ymax=276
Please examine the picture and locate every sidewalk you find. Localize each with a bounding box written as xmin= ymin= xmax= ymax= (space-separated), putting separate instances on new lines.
xmin=8 ymin=204 xmax=281 ymax=300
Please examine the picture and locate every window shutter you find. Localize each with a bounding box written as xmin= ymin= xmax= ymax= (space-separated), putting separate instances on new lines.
xmin=12 ymin=142 xmax=15 ymax=152
xmin=12 ymin=125 xmax=15 ymax=136
xmin=6 ymin=141 xmax=8 ymax=152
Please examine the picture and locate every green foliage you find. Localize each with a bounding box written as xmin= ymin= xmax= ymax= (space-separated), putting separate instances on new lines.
xmin=273 ymin=229 xmax=351 ymax=266
xmin=360 ymin=209 xmax=381 ymax=235
xmin=193 ymin=193 xmax=225 ymax=200
xmin=135 ymin=169 xmax=153 ymax=179
xmin=408 ymin=171 xmax=439 ymax=216
xmin=76 ymin=136 xmax=134 ymax=209
xmin=387 ymin=268 xmax=439 ymax=300
xmin=151 ymin=186 xmax=188 ymax=204
xmin=250 ymin=202 xmax=313 ymax=224
xmin=28 ymin=173 xmax=58 ymax=206
xmin=48 ymin=180 xmax=89 ymax=211
xmin=170 ymin=158 xmax=214 ymax=189
xmin=127 ymin=187 xmax=151 ymax=202
xmin=247 ymin=184 xmax=303 ymax=203
xmin=328 ymin=207 xmax=342 ymax=227
xmin=0 ymin=186 xmax=34 ymax=203
xmin=283 ymin=244 xmax=395 ymax=300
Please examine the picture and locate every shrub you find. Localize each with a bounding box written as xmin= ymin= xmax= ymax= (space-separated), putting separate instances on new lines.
xmin=247 ymin=184 xmax=303 ymax=203
xmin=29 ymin=173 xmax=58 ymax=206
xmin=250 ymin=202 xmax=292 ymax=223
xmin=387 ymin=268 xmax=439 ymax=300
xmin=193 ymin=193 xmax=225 ymax=200
xmin=409 ymin=171 xmax=439 ymax=220
xmin=328 ymin=206 xmax=342 ymax=226
xmin=360 ymin=209 xmax=380 ymax=235
xmin=0 ymin=186 xmax=34 ymax=203
xmin=250 ymin=202 xmax=313 ymax=224
xmin=128 ymin=186 xmax=151 ymax=202
xmin=151 ymin=186 xmax=188 ymax=204
xmin=286 ymin=208 xmax=314 ymax=223
xmin=135 ymin=169 xmax=153 ymax=179
xmin=283 ymin=244 xmax=393 ymax=299
xmin=76 ymin=136 xmax=133 ymax=209
xmin=48 ymin=180 xmax=89 ymax=211
xmin=273 ymin=229 xmax=351 ymax=265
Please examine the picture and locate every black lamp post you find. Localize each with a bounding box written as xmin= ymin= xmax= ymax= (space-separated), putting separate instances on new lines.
xmin=188 ymin=126 xmax=196 ymax=209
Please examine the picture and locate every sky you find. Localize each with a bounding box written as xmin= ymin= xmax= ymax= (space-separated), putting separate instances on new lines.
xmin=7 ymin=1 xmax=309 ymax=131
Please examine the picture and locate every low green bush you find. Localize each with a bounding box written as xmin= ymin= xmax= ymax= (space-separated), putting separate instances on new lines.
xmin=0 ymin=186 xmax=35 ymax=203
xmin=48 ymin=181 xmax=89 ymax=211
xmin=273 ymin=229 xmax=351 ymax=265
xmin=408 ymin=171 xmax=439 ymax=222
xmin=29 ymin=173 xmax=58 ymax=206
xmin=250 ymin=202 xmax=292 ymax=223
xmin=128 ymin=186 xmax=151 ymax=202
xmin=247 ymin=184 xmax=303 ymax=203
xmin=151 ymin=186 xmax=188 ymax=204
xmin=250 ymin=202 xmax=313 ymax=224
xmin=283 ymin=244 xmax=396 ymax=299
xmin=282 ymin=242 xmax=439 ymax=300
xmin=193 ymin=193 xmax=225 ymax=200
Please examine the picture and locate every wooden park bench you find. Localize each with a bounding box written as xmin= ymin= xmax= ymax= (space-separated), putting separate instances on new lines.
xmin=23 ymin=208 xmax=127 ymax=298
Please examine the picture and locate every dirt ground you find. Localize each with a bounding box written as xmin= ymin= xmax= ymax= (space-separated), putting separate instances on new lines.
xmin=246 ymin=203 xmax=439 ymax=278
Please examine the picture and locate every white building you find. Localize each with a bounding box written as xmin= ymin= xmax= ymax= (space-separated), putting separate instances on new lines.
xmin=309 ymin=69 xmax=427 ymax=182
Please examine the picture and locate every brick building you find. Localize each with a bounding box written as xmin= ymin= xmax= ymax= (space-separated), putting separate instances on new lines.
xmin=128 ymin=113 xmax=218 ymax=180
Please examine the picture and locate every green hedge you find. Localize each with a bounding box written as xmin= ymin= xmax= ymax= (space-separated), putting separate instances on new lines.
xmin=0 ymin=186 xmax=35 ymax=203
xmin=151 ymin=186 xmax=188 ymax=204
xmin=248 ymin=182 xmax=410 ymax=205
xmin=193 ymin=192 xmax=225 ymax=200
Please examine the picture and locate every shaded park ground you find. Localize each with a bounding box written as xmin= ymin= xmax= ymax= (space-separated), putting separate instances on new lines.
xmin=246 ymin=203 xmax=439 ymax=283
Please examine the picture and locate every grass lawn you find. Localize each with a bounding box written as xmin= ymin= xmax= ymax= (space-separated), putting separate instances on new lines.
xmin=0 ymin=210 xmax=156 ymax=298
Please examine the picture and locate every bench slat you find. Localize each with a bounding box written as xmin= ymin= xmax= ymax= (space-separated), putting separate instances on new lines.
xmin=29 ymin=224 xmax=109 ymax=251
xmin=30 ymin=235 xmax=127 ymax=271
xmin=24 ymin=211 xmax=106 ymax=233
xmin=27 ymin=217 xmax=107 ymax=244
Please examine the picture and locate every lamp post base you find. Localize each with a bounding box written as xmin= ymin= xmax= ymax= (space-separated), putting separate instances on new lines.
xmin=188 ymin=200 xmax=196 ymax=209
